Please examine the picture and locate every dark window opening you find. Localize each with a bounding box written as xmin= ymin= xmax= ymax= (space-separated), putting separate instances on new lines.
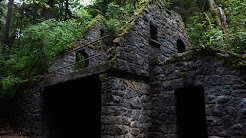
xmin=75 ymin=51 xmax=89 ymax=70
xmin=177 ymin=39 xmax=185 ymax=53
xmin=149 ymin=24 xmax=161 ymax=47
xmin=100 ymin=29 xmax=105 ymax=37
xmin=175 ymin=86 xmax=207 ymax=138
xmin=43 ymin=75 xmax=101 ymax=138
xmin=150 ymin=24 xmax=157 ymax=40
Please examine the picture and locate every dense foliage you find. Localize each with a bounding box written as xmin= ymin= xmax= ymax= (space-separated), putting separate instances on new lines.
xmin=1 ymin=19 xmax=90 ymax=96
xmin=0 ymin=0 xmax=245 ymax=97
xmin=182 ymin=0 xmax=246 ymax=53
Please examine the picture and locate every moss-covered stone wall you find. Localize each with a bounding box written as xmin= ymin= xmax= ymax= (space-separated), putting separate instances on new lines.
xmin=48 ymin=15 xmax=109 ymax=76
xmin=113 ymin=1 xmax=190 ymax=77
xmin=150 ymin=49 xmax=246 ymax=137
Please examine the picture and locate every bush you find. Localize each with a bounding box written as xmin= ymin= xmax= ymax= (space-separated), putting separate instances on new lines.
xmin=1 ymin=75 xmax=21 ymax=97
xmin=186 ymin=0 xmax=246 ymax=54
xmin=106 ymin=18 xmax=121 ymax=38
xmin=0 ymin=18 xmax=90 ymax=96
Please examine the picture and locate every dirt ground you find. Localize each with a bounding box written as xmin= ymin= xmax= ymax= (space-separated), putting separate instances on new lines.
xmin=0 ymin=119 xmax=30 ymax=138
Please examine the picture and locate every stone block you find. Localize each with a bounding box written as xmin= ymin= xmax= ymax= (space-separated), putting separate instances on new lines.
xmin=206 ymin=116 xmax=223 ymax=126
xmin=232 ymin=89 xmax=246 ymax=98
xmin=230 ymin=123 xmax=246 ymax=136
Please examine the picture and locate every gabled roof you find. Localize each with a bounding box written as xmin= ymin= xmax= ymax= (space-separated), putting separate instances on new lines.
xmin=114 ymin=0 xmax=166 ymax=43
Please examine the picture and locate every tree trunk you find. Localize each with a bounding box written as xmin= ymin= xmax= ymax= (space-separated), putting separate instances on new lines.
xmin=65 ymin=0 xmax=71 ymax=20
xmin=207 ymin=0 xmax=227 ymax=34
xmin=197 ymin=0 xmax=208 ymax=12
xmin=116 ymin=0 xmax=120 ymax=5
xmin=42 ymin=0 xmax=53 ymax=20
xmin=34 ymin=2 xmax=40 ymax=23
xmin=2 ymin=0 xmax=14 ymax=47
xmin=218 ymin=6 xmax=227 ymax=34
xmin=207 ymin=0 xmax=221 ymax=25
xmin=207 ymin=0 xmax=215 ymax=9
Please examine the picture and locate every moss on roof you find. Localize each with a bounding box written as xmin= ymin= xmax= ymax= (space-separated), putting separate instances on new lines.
xmin=165 ymin=47 xmax=246 ymax=70
xmin=82 ymin=14 xmax=107 ymax=34
xmin=114 ymin=0 xmax=165 ymax=43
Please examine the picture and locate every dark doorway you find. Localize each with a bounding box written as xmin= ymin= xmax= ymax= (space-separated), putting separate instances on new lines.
xmin=43 ymin=75 xmax=101 ymax=138
xmin=177 ymin=39 xmax=185 ymax=53
xmin=175 ymin=86 xmax=207 ymax=138
xmin=0 ymin=98 xmax=11 ymax=135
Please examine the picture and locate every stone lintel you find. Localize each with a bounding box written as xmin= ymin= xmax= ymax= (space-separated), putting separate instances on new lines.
xmin=40 ymin=61 xmax=114 ymax=88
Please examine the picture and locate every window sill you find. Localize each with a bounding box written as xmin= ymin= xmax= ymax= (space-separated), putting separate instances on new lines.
xmin=149 ymin=38 xmax=161 ymax=47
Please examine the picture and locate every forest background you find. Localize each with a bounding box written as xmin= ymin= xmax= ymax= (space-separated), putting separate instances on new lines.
xmin=0 ymin=0 xmax=245 ymax=97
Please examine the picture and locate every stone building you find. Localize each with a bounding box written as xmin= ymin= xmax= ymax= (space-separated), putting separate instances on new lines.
xmin=48 ymin=14 xmax=109 ymax=76
xmin=6 ymin=0 xmax=246 ymax=138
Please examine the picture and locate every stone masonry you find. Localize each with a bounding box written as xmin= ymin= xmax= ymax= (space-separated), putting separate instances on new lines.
xmin=9 ymin=0 xmax=246 ymax=138
xmin=149 ymin=49 xmax=246 ymax=137
xmin=48 ymin=15 xmax=109 ymax=76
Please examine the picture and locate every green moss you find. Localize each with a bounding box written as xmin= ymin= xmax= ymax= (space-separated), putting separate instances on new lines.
xmin=182 ymin=51 xmax=194 ymax=60
xmin=217 ymin=52 xmax=246 ymax=70
xmin=237 ymin=61 xmax=246 ymax=67
xmin=114 ymin=0 xmax=164 ymax=43
xmin=134 ymin=2 xmax=149 ymax=16
xmin=180 ymin=71 xmax=190 ymax=77
xmin=231 ymin=59 xmax=246 ymax=69
xmin=83 ymin=14 xmax=107 ymax=34
xmin=165 ymin=57 xmax=172 ymax=62
xmin=230 ymin=52 xmax=241 ymax=57
xmin=116 ymin=23 xmax=133 ymax=39
xmin=165 ymin=47 xmax=246 ymax=71
xmin=157 ymin=1 xmax=163 ymax=8
xmin=165 ymin=51 xmax=194 ymax=64
xmin=99 ymin=73 xmax=109 ymax=82
xmin=242 ymin=54 xmax=246 ymax=59
xmin=88 ymin=44 xmax=95 ymax=49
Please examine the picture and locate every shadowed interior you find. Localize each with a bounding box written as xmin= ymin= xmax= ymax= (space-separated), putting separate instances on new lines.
xmin=175 ymin=86 xmax=207 ymax=138
xmin=43 ymin=75 xmax=101 ymax=138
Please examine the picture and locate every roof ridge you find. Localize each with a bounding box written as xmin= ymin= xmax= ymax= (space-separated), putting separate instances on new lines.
xmin=113 ymin=0 xmax=165 ymax=43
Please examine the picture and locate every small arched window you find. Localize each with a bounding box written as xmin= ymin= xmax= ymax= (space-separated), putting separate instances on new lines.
xmin=75 ymin=51 xmax=89 ymax=70
xmin=177 ymin=39 xmax=185 ymax=53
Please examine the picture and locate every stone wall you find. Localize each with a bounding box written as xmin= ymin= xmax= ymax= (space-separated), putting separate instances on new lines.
xmin=48 ymin=15 xmax=109 ymax=76
xmin=11 ymin=49 xmax=246 ymax=138
xmin=114 ymin=1 xmax=190 ymax=77
xmin=8 ymin=1 xmax=246 ymax=137
xmin=150 ymin=49 xmax=246 ymax=137
xmin=101 ymin=74 xmax=151 ymax=137
xmin=10 ymin=86 xmax=44 ymax=137
xmin=48 ymin=52 xmax=75 ymax=76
